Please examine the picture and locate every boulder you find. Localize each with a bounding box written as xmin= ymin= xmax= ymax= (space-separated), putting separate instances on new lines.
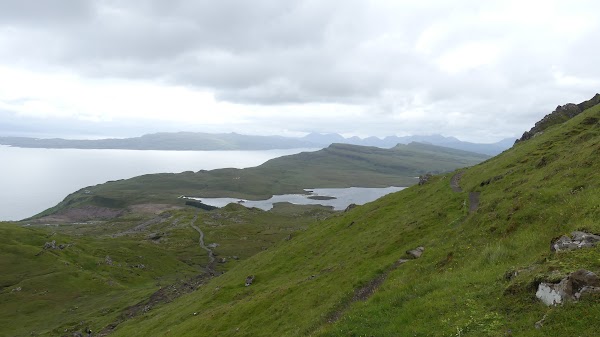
xmin=551 ymin=231 xmax=600 ymax=251
xmin=245 ymin=275 xmax=255 ymax=287
xmin=344 ymin=204 xmax=357 ymax=212
xmin=536 ymin=269 xmax=600 ymax=306
xmin=418 ymin=173 xmax=432 ymax=186
xmin=406 ymin=246 xmax=424 ymax=259
xmin=43 ymin=240 xmax=56 ymax=250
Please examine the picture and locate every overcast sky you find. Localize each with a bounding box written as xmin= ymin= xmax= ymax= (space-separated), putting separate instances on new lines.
xmin=0 ymin=0 xmax=599 ymax=142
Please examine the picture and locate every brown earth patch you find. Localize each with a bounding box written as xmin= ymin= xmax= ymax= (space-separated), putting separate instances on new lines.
xmin=128 ymin=203 xmax=183 ymax=215
xmin=31 ymin=206 xmax=124 ymax=223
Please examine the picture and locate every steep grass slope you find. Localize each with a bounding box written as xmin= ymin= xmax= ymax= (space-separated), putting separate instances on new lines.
xmin=0 ymin=204 xmax=333 ymax=336
xmin=34 ymin=142 xmax=487 ymax=219
xmin=111 ymin=103 xmax=600 ymax=336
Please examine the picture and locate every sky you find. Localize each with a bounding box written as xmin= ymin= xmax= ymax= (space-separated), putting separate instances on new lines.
xmin=0 ymin=0 xmax=599 ymax=142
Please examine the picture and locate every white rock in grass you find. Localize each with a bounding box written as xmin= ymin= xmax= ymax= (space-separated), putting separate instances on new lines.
xmin=536 ymin=283 xmax=563 ymax=306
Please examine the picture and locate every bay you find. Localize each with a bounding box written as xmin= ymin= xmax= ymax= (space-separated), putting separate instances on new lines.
xmin=0 ymin=146 xmax=317 ymax=221
xmin=187 ymin=186 xmax=406 ymax=211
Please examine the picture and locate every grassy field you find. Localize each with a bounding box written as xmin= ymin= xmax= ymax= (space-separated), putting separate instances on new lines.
xmin=0 ymin=204 xmax=334 ymax=336
xmin=100 ymin=103 xmax=600 ymax=336
xmin=33 ymin=142 xmax=488 ymax=219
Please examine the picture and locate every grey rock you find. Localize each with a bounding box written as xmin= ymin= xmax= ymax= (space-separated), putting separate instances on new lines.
xmin=245 ymin=275 xmax=255 ymax=287
xmin=571 ymin=231 xmax=600 ymax=246
xmin=232 ymin=256 xmax=239 ymax=260
xmin=105 ymin=255 xmax=113 ymax=266
xmin=551 ymin=231 xmax=599 ymax=251
xmin=219 ymin=258 xmax=227 ymax=264
xmin=536 ymin=269 xmax=600 ymax=306
xmin=406 ymin=246 xmax=424 ymax=259
xmin=418 ymin=173 xmax=432 ymax=185
xmin=344 ymin=203 xmax=357 ymax=212
xmin=43 ymin=240 xmax=56 ymax=250
xmin=516 ymin=93 xmax=600 ymax=143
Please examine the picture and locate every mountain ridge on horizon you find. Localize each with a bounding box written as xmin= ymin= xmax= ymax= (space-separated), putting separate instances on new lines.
xmin=0 ymin=131 xmax=514 ymax=155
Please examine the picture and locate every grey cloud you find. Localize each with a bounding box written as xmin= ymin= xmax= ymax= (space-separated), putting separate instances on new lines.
xmin=0 ymin=0 xmax=599 ymax=140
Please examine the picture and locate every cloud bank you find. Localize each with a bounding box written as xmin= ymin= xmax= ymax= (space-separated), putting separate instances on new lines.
xmin=1 ymin=0 xmax=599 ymax=141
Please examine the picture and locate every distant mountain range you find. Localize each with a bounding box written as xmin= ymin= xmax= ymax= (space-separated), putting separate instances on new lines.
xmin=0 ymin=132 xmax=514 ymax=155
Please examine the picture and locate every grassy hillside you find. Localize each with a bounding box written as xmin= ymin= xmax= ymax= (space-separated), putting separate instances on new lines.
xmin=34 ymin=142 xmax=488 ymax=219
xmin=104 ymin=103 xmax=600 ymax=336
xmin=0 ymin=204 xmax=334 ymax=336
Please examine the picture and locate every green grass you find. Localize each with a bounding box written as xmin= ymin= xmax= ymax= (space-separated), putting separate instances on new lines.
xmin=0 ymin=204 xmax=334 ymax=336
xmin=102 ymin=103 xmax=600 ymax=336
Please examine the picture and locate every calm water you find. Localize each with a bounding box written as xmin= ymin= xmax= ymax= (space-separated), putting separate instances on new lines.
xmin=0 ymin=146 xmax=318 ymax=221
xmin=187 ymin=186 xmax=406 ymax=211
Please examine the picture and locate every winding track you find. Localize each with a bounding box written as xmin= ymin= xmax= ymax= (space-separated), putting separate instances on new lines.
xmin=450 ymin=171 xmax=480 ymax=213
xmin=190 ymin=214 xmax=216 ymax=271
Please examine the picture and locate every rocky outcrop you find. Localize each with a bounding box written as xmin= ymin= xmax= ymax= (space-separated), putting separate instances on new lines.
xmin=536 ymin=269 xmax=600 ymax=306
xmin=406 ymin=246 xmax=424 ymax=259
xmin=418 ymin=173 xmax=432 ymax=186
xmin=551 ymin=231 xmax=600 ymax=252
xmin=344 ymin=204 xmax=357 ymax=212
xmin=516 ymin=93 xmax=600 ymax=143
xmin=43 ymin=240 xmax=70 ymax=250
xmin=43 ymin=240 xmax=57 ymax=250
xmin=245 ymin=275 xmax=255 ymax=287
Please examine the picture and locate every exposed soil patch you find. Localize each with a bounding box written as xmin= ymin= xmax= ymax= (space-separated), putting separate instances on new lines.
xmin=32 ymin=206 xmax=124 ymax=223
xmin=326 ymin=258 xmax=410 ymax=324
xmin=127 ymin=203 xmax=183 ymax=215
xmin=97 ymin=273 xmax=212 ymax=336
xmin=469 ymin=192 xmax=480 ymax=213
xmin=450 ymin=172 xmax=464 ymax=193
xmin=97 ymin=213 xmax=218 ymax=336
xmin=190 ymin=215 xmax=217 ymax=274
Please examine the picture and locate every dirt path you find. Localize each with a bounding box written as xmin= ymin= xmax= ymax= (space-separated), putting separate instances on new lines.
xmin=451 ymin=171 xmax=479 ymax=212
xmin=326 ymin=258 xmax=411 ymax=324
xmin=450 ymin=172 xmax=464 ymax=192
xmin=97 ymin=214 xmax=217 ymax=336
xmin=469 ymin=192 xmax=480 ymax=213
xmin=190 ymin=214 xmax=216 ymax=270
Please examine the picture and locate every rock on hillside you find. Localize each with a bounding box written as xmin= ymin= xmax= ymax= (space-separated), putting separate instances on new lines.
xmin=516 ymin=93 xmax=600 ymax=143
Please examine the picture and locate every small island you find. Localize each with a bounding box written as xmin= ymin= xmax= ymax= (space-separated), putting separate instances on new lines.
xmin=307 ymin=195 xmax=337 ymax=200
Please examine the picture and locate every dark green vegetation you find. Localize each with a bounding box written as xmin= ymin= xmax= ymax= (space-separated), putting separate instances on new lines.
xmin=35 ymin=142 xmax=488 ymax=219
xmin=0 ymin=131 xmax=512 ymax=155
xmin=97 ymin=100 xmax=599 ymax=336
xmin=0 ymin=203 xmax=333 ymax=336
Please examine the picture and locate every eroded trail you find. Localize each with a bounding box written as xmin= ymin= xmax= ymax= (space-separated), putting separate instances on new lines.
xmin=469 ymin=192 xmax=480 ymax=213
xmin=450 ymin=171 xmax=464 ymax=192
xmin=450 ymin=171 xmax=479 ymax=213
xmin=98 ymin=214 xmax=217 ymax=336
xmin=189 ymin=214 xmax=216 ymax=273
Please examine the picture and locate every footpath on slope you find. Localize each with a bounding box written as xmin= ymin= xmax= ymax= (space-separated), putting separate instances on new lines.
xmin=98 ymin=214 xmax=217 ymax=336
xmin=190 ymin=214 xmax=217 ymax=275
xmin=450 ymin=171 xmax=479 ymax=213
xmin=323 ymin=172 xmax=480 ymax=329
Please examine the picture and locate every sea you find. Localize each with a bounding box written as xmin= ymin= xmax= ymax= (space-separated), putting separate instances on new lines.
xmin=0 ymin=146 xmax=318 ymax=221
xmin=0 ymin=146 xmax=408 ymax=221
